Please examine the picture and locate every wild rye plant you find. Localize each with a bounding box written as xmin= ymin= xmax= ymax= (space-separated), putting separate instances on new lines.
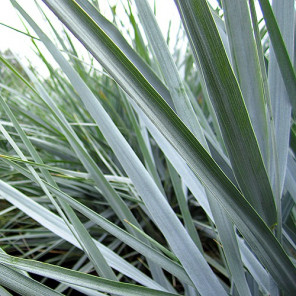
xmin=0 ymin=0 xmax=295 ymax=295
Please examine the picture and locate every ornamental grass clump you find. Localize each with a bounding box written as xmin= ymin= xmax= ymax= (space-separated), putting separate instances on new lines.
xmin=0 ymin=0 xmax=295 ymax=295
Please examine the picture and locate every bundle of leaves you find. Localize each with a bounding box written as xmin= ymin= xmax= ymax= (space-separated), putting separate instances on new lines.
xmin=0 ymin=0 xmax=295 ymax=295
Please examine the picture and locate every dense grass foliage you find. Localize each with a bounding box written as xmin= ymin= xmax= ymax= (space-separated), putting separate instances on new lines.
xmin=0 ymin=0 xmax=295 ymax=295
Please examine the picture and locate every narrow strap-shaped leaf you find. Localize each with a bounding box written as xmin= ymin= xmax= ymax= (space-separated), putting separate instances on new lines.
xmin=267 ymin=0 xmax=295 ymax=243
xmin=258 ymin=0 xmax=296 ymax=112
xmin=167 ymin=161 xmax=203 ymax=251
xmin=285 ymin=153 xmax=296 ymax=204
xmin=208 ymin=201 xmax=252 ymax=296
xmin=0 ymin=118 xmax=118 ymax=282
xmin=172 ymin=2 xmax=294 ymax=290
xmin=0 ymin=253 xmax=178 ymax=296
xmin=267 ymin=0 xmax=294 ymax=201
xmin=237 ymin=237 xmax=271 ymax=294
xmin=0 ymin=285 xmax=13 ymax=296
xmin=132 ymin=102 xmax=212 ymax=219
xmin=47 ymin=185 xmax=192 ymax=286
xmin=3 ymin=11 xmax=170 ymax=293
xmin=0 ymin=263 xmax=63 ymax=296
xmin=121 ymin=92 xmax=165 ymax=195
xmin=222 ymin=0 xmax=269 ymax=165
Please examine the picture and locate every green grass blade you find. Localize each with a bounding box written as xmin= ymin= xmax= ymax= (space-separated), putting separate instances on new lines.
xmin=173 ymin=3 xmax=295 ymax=291
xmin=286 ymin=153 xmax=296 ymax=204
xmin=48 ymin=185 xmax=192 ymax=286
xmin=237 ymin=237 xmax=270 ymax=294
xmin=222 ymin=0 xmax=269 ymax=165
xmin=134 ymin=105 xmax=212 ymax=218
xmin=3 ymin=0 xmax=295 ymax=293
xmin=0 ymin=263 xmax=63 ymax=296
xmin=121 ymin=92 xmax=165 ymax=194
xmin=0 ymin=22 xmax=39 ymax=40
xmin=62 ymin=208 xmax=118 ymax=281
xmin=0 ymin=285 xmax=13 ymax=296
xmin=0 ymin=253 xmax=178 ymax=296
xmin=258 ymin=0 xmax=296 ymax=112
xmin=267 ymin=0 xmax=294 ymax=201
xmin=167 ymin=161 xmax=203 ymax=251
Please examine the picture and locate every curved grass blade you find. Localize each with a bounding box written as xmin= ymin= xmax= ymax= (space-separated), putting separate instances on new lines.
xmin=0 ymin=263 xmax=63 ymax=296
xmin=222 ymin=0 xmax=269 ymax=165
xmin=0 ymin=285 xmax=13 ymax=296
xmin=258 ymin=0 xmax=296 ymax=112
xmin=0 ymin=253 xmax=178 ymax=296
xmin=267 ymin=0 xmax=294 ymax=232
xmin=0 ymin=22 xmax=39 ymax=40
